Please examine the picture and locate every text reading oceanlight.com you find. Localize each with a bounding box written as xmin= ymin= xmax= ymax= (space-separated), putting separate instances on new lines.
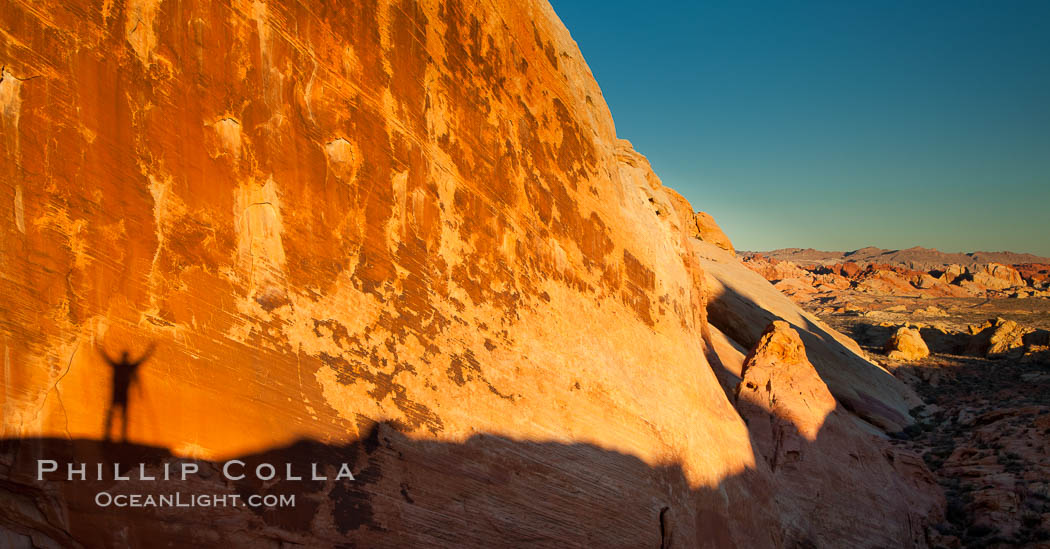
xmin=94 ymin=492 xmax=296 ymax=508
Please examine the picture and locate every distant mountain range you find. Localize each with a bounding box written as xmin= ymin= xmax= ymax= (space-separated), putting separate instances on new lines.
xmin=743 ymin=246 xmax=1050 ymax=268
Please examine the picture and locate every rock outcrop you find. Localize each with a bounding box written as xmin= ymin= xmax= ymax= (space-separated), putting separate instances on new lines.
xmin=1016 ymin=263 xmax=1050 ymax=287
xmin=740 ymin=253 xmax=811 ymax=282
xmin=885 ymin=326 xmax=931 ymax=361
xmin=696 ymin=242 xmax=922 ymax=433
xmin=693 ymin=211 xmax=735 ymax=254
xmin=730 ymin=321 xmax=942 ymax=547
xmin=0 ymin=0 xmax=937 ymax=546
xmin=971 ymin=263 xmax=1026 ymax=290
xmin=967 ymin=318 xmax=1032 ymax=358
xmin=737 ymin=321 xmax=837 ymax=447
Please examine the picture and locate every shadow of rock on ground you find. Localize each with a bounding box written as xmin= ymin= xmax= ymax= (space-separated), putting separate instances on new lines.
xmin=4 ymin=425 xmax=695 ymax=548
xmin=0 ymin=402 xmax=942 ymax=549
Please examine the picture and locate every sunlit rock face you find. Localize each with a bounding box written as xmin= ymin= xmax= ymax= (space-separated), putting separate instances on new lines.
xmin=730 ymin=321 xmax=942 ymax=548
xmin=1 ymin=0 xmax=937 ymax=546
xmin=1 ymin=0 xmax=721 ymax=463
xmin=693 ymin=211 xmax=734 ymax=255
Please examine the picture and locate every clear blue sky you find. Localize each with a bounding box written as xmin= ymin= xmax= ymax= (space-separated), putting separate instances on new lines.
xmin=549 ymin=1 xmax=1050 ymax=255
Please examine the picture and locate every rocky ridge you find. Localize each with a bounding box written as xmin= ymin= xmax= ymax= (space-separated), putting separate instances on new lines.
xmin=749 ymin=247 xmax=1050 ymax=270
xmin=743 ymin=254 xmax=1050 ymax=301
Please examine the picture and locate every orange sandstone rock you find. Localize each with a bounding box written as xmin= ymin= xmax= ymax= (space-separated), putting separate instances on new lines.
xmin=967 ymin=318 xmax=1032 ymax=358
xmin=0 ymin=0 xmax=939 ymax=546
xmin=730 ymin=321 xmax=943 ymax=547
xmin=737 ymin=321 xmax=836 ymax=443
xmin=693 ymin=211 xmax=735 ymax=254
xmin=970 ymin=263 xmax=1025 ymax=290
xmin=885 ymin=326 xmax=931 ymax=361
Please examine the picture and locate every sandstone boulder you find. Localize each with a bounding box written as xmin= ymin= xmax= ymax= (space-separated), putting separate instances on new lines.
xmin=728 ymin=320 xmax=943 ymax=547
xmin=836 ymin=261 xmax=863 ymax=278
xmin=884 ymin=326 xmax=931 ymax=361
xmin=911 ymin=273 xmax=943 ymax=289
xmin=693 ymin=211 xmax=735 ymax=254
xmin=967 ymin=318 xmax=1033 ymax=358
xmin=737 ymin=321 xmax=837 ymax=444
xmin=938 ymin=264 xmax=966 ymax=284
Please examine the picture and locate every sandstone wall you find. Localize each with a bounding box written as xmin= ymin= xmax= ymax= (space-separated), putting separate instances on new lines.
xmin=0 ymin=0 xmax=937 ymax=546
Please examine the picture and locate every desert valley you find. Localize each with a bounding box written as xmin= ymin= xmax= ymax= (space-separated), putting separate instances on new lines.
xmin=742 ymin=246 xmax=1050 ymax=547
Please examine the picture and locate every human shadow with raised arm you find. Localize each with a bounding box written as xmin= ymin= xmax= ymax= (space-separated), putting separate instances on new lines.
xmin=99 ymin=343 xmax=155 ymax=442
